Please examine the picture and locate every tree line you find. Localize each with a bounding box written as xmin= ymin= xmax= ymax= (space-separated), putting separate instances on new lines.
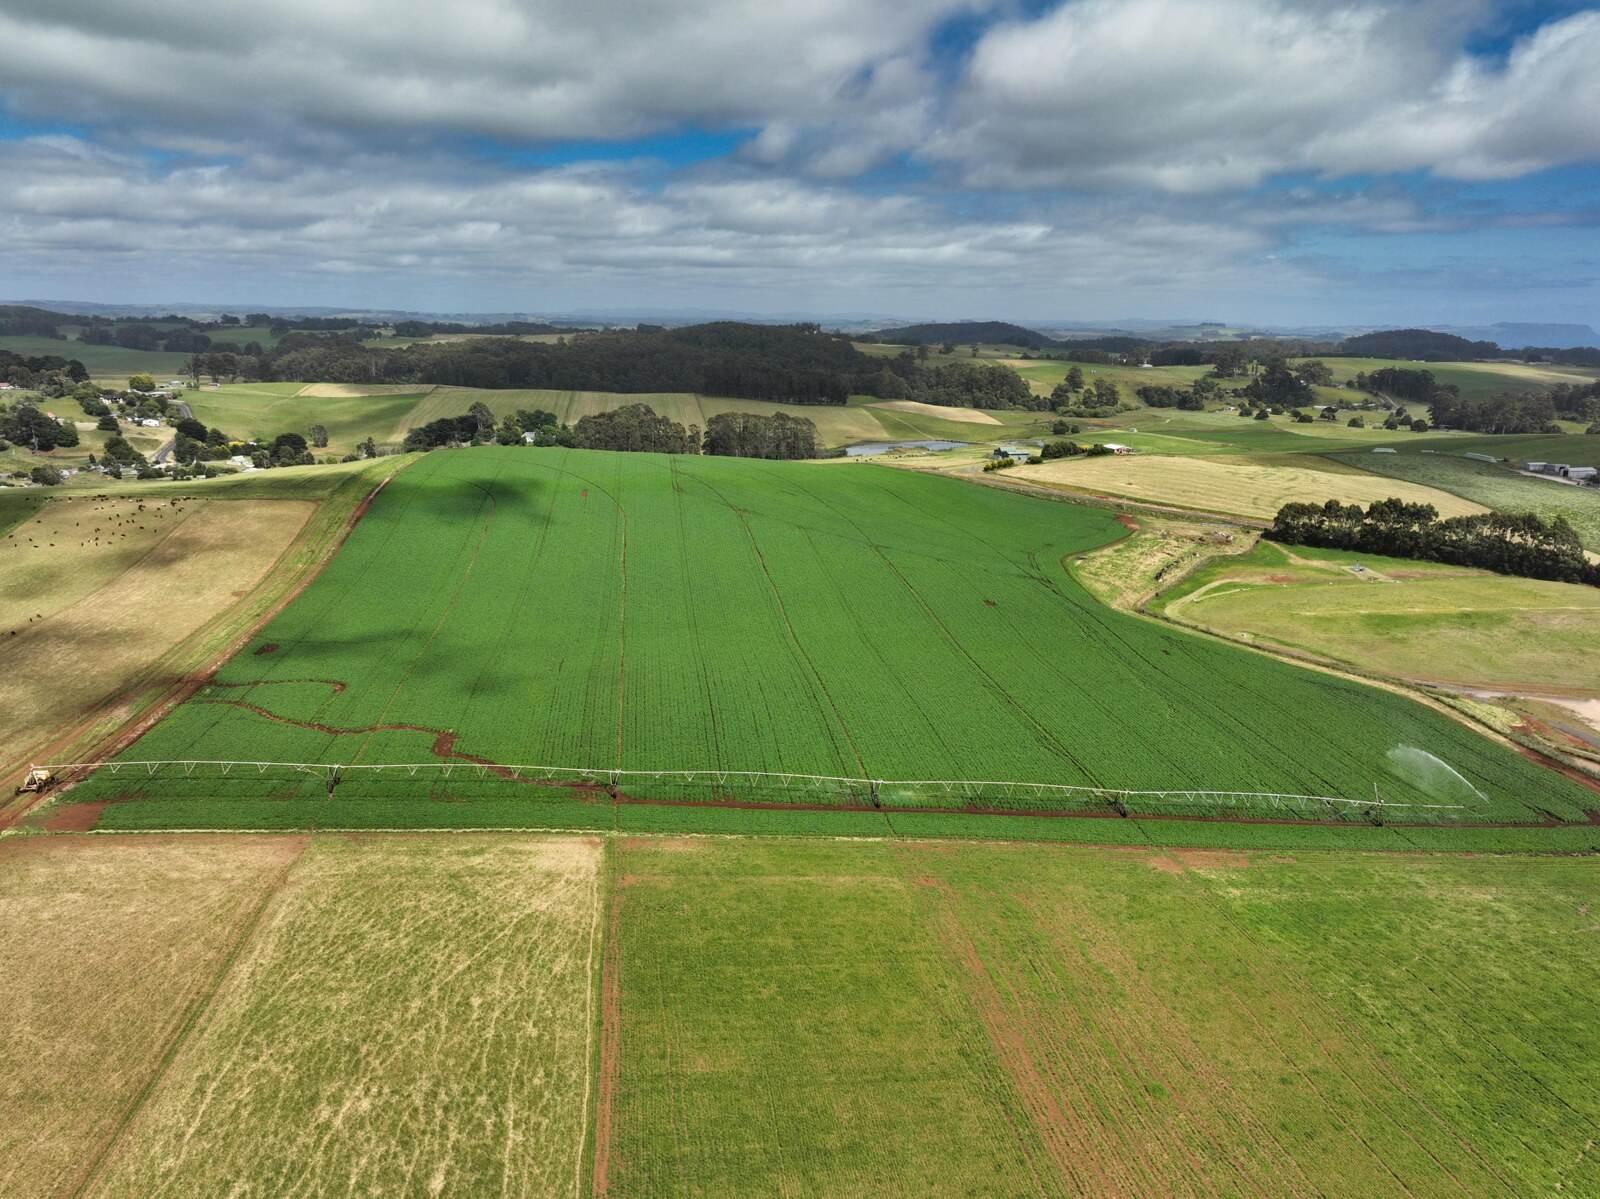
xmin=1267 ymin=498 xmax=1599 ymax=587
xmin=405 ymin=403 xmax=819 ymax=460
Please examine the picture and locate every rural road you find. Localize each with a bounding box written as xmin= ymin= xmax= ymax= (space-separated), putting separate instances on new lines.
xmin=151 ymin=400 xmax=192 ymax=464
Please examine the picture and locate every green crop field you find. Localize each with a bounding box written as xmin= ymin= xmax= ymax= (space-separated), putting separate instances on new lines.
xmin=606 ymin=836 xmax=1600 ymax=1197
xmin=1335 ymin=450 xmax=1600 ymax=550
xmin=62 ymin=446 xmax=1597 ymax=830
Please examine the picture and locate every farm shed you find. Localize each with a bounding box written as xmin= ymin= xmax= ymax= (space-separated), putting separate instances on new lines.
xmin=1371 ymin=447 xmax=1397 ymax=454
xmin=1101 ymin=443 xmax=1132 ymax=454
xmin=1524 ymin=461 xmax=1547 ymax=472
xmin=1567 ymin=466 xmax=1597 ymax=481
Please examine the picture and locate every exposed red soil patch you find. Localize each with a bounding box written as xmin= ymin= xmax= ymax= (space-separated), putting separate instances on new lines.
xmin=1178 ymin=849 xmax=1250 ymax=870
xmin=1114 ymin=513 xmax=1139 ymax=531
xmin=593 ymin=884 xmax=623 ymax=1195
xmin=1148 ymin=855 xmax=1185 ymax=875
xmin=42 ymin=800 xmax=107 ymax=831
xmin=1267 ymin=574 xmax=1298 ymax=583
xmin=253 ymin=642 xmax=279 ymax=655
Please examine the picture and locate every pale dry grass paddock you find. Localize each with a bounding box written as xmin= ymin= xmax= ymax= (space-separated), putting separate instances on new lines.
xmin=85 ymin=834 xmax=601 ymax=1199
xmin=0 ymin=496 xmax=312 ymax=779
xmin=870 ymin=399 xmax=1001 ymax=425
xmin=1013 ymin=453 xmax=1486 ymax=521
xmin=0 ymin=835 xmax=309 ymax=1199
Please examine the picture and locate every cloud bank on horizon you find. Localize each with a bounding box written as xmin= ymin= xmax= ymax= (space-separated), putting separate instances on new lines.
xmin=0 ymin=0 xmax=1595 ymax=324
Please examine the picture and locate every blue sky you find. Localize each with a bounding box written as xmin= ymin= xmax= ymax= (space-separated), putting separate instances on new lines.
xmin=0 ymin=0 xmax=1596 ymax=327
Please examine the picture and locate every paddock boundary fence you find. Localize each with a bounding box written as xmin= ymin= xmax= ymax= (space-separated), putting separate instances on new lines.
xmin=34 ymin=759 xmax=1477 ymax=820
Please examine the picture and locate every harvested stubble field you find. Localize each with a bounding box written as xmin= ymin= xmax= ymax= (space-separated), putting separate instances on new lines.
xmin=63 ymin=446 xmax=1597 ymax=829
xmin=1 ymin=833 xmax=603 ymax=1199
xmin=1011 ymin=452 xmax=1485 ymax=521
xmin=604 ymin=836 xmax=1600 ymax=1197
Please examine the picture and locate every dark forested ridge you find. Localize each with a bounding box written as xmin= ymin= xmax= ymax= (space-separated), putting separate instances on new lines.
xmin=1339 ymin=329 xmax=1503 ymax=360
xmin=220 ymin=323 xmax=1046 ymax=410
xmin=864 ymin=321 xmax=1057 ymax=349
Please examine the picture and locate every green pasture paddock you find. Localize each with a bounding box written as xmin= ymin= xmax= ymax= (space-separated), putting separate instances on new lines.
xmin=1314 ymin=356 xmax=1600 ymax=400
xmin=1155 ymin=538 xmax=1600 ymax=693
xmin=0 ymin=335 xmax=192 ymax=383
xmin=608 ymin=837 xmax=1600 ymax=1196
xmin=184 ymin=382 xmax=431 ymax=456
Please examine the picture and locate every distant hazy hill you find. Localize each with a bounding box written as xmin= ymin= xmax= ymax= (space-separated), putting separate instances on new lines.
xmin=1438 ymin=322 xmax=1600 ymax=350
xmin=864 ymin=320 xmax=1056 ymax=349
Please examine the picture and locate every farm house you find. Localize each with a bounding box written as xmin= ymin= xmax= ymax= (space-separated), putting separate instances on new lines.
xmin=1101 ymin=443 xmax=1133 ymax=454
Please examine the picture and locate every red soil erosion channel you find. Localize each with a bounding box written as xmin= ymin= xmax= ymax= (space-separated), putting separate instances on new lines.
xmin=37 ymin=446 xmax=1600 ymax=851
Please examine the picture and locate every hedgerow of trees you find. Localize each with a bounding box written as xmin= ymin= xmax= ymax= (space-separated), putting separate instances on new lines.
xmin=701 ymin=411 xmax=818 ymax=459
xmin=1268 ymin=498 xmax=1599 ymax=586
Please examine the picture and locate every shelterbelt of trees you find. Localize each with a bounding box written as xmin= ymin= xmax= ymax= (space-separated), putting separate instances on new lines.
xmin=404 ymin=403 xmax=821 ymax=460
xmin=1268 ymin=499 xmax=1600 ymax=587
